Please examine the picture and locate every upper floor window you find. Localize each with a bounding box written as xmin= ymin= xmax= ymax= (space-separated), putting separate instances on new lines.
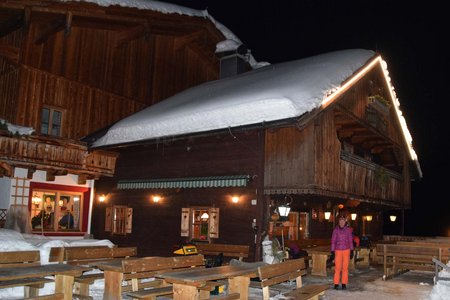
xmin=41 ymin=107 xmax=63 ymax=136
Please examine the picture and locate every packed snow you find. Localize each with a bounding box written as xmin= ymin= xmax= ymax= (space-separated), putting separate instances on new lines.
xmin=93 ymin=49 xmax=375 ymax=147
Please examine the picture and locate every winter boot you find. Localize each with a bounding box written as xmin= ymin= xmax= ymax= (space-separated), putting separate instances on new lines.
xmin=342 ymin=284 xmax=347 ymax=290
xmin=334 ymin=284 xmax=339 ymax=290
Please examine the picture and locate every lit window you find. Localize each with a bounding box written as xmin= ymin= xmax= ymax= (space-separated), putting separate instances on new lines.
xmin=30 ymin=190 xmax=83 ymax=232
xmin=41 ymin=107 xmax=63 ymax=136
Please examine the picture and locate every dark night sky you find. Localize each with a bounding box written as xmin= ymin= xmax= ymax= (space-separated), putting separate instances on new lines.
xmin=162 ymin=0 xmax=448 ymax=236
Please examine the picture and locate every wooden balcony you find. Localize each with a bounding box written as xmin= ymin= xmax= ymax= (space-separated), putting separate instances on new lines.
xmin=0 ymin=131 xmax=117 ymax=183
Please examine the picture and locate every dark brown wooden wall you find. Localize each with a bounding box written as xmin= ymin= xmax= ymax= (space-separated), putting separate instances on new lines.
xmin=263 ymin=66 xmax=411 ymax=207
xmin=14 ymin=66 xmax=146 ymax=138
xmin=92 ymin=131 xmax=263 ymax=258
xmin=0 ymin=3 xmax=222 ymax=139
xmin=264 ymin=126 xmax=315 ymax=189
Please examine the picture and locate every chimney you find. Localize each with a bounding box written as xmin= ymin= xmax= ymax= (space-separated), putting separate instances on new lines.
xmin=216 ymin=44 xmax=251 ymax=79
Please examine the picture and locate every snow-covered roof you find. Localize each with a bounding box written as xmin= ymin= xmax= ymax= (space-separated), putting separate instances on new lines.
xmin=92 ymin=48 xmax=421 ymax=176
xmin=93 ymin=49 xmax=376 ymax=147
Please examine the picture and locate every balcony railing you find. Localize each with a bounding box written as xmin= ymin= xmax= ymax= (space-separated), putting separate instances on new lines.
xmin=0 ymin=131 xmax=117 ymax=178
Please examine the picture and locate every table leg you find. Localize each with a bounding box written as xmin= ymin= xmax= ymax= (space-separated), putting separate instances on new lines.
xmin=55 ymin=274 xmax=74 ymax=300
xmin=228 ymin=276 xmax=250 ymax=300
xmin=311 ymin=254 xmax=328 ymax=276
xmin=173 ymin=283 xmax=198 ymax=300
xmin=103 ymin=270 xmax=123 ymax=300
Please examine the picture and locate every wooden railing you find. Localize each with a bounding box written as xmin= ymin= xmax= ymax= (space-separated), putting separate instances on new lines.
xmin=0 ymin=131 xmax=117 ymax=178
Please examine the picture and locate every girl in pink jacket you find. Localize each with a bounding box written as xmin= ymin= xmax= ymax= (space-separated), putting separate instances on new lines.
xmin=331 ymin=214 xmax=354 ymax=290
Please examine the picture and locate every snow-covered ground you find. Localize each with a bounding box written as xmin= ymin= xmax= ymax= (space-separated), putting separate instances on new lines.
xmin=0 ymin=229 xmax=448 ymax=299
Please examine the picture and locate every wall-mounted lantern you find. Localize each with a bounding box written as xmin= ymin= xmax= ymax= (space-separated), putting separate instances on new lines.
xmin=152 ymin=195 xmax=161 ymax=203
xmin=324 ymin=211 xmax=331 ymax=220
xmin=351 ymin=213 xmax=357 ymax=221
xmin=390 ymin=215 xmax=397 ymax=222
xmin=231 ymin=195 xmax=239 ymax=203
xmin=365 ymin=215 xmax=373 ymax=222
xmin=98 ymin=194 xmax=106 ymax=202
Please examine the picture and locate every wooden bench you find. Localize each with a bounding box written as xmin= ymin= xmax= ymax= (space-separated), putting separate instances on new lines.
xmin=376 ymin=243 xmax=446 ymax=280
xmin=255 ymin=258 xmax=328 ymax=300
xmin=50 ymin=246 xmax=137 ymax=298
xmin=195 ymin=243 xmax=250 ymax=262
xmin=0 ymin=250 xmax=53 ymax=297
xmin=122 ymin=254 xmax=221 ymax=299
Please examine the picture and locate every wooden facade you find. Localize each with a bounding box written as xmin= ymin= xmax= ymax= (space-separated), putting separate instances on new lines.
xmin=0 ymin=0 xmax=224 ymax=139
xmin=0 ymin=1 xmax=227 ymax=235
xmin=92 ymin=57 xmax=420 ymax=259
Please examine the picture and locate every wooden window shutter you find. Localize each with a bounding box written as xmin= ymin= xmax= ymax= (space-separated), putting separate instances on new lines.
xmin=125 ymin=208 xmax=133 ymax=233
xmin=181 ymin=208 xmax=190 ymax=237
xmin=105 ymin=206 xmax=112 ymax=232
xmin=208 ymin=208 xmax=219 ymax=239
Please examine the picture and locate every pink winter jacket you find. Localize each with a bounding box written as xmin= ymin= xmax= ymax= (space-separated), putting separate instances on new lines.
xmin=331 ymin=225 xmax=354 ymax=251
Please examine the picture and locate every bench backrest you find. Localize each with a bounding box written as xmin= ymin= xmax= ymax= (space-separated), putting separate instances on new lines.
xmin=195 ymin=244 xmax=249 ymax=260
xmin=0 ymin=250 xmax=41 ymax=267
xmin=376 ymin=243 xmax=443 ymax=261
xmin=61 ymin=246 xmax=137 ymax=265
xmin=122 ymin=254 xmax=205 ymax=274
xmin=286 ymin=239 xmax=330 ymax=249
xmin=258 ymin=258 xmax=306 ymax=288
xmin=257 ymin=258 xmax=306 ymax=300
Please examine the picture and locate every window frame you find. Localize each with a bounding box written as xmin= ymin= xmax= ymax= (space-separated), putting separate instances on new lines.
xmin=40 ymin=106 xmax=65 ymax=137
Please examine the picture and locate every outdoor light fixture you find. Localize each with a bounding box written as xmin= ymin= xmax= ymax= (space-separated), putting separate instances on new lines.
xmin=351 ymin=213 xmax=357 ymax=221
xmin=200 ymin=212 xmax=209 ymax=220
xmin=232 ymin=196 xmax=239 ymax=203
xmin=152 ymin=195 xmax=161 ymax=203
xmin=73 ymin=196 xmax=80 ymax=202
xmin=324 ymin=211 xmax=331 ymax=220
xmin=390 ymin=215 xmax=397 ymax=222
xmin=277 ymin=204 xmax=291 ymax=217
xmin=366 ymin=215 xmax=373 ymax=222
xmin=99 ymin=195 xmax=106 ymax=202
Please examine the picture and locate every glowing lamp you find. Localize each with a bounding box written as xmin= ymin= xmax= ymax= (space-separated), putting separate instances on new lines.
xmin=277 ymin=204 xmax=291 ymax=217
xmin=152 ymin=195 xmax=161 ymax=203
xmin=351 ymin=213 xmax=357 ymax=221
xmin=231 ymin=196 xmax=239 ymax=203
xmin=366 ymin=215 xmax=373 ymax=222
xmin=200 ymin=212 xmax=209 ymax=220
xmin=99 ymin=195 xmax=106 ymax=202
xmin=324 ymin=211 xmax=331 ymax=220
xmin=390 ymin=215 xmax=397 ymax=222
xmin=32 ymin=193 xmax=42 ymax=205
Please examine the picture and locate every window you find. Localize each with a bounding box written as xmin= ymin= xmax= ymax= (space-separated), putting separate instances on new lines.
xmin=30 ymin=190 xmax=83 ymax=232
xmin=105 ymin=206 xmax=133 ymax=235
xmin=41 ymin=107 xmax=63 ymax=136
xmin=180 ymin=207 xmax=219 ymax=241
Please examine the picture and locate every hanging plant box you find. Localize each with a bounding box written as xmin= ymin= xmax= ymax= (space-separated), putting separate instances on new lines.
xmin=368 ymin=95 xmax=390 ymax=116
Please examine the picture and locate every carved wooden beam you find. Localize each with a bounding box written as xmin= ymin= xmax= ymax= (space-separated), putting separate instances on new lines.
xmin=34 ymin=12 xmax=72 ymax=44
xmin=27 ymin=167 xmax=36 ymax=179
xmin=0 ymin=162 xmax=13 ymax=177
xmin=46 ymin=169 xmax=68 ymax=181
xmin=77 ymin=173 xmax=97 ymax=185
xmin=0 ymin=43 xmax=20 ymax=65
xmin=114 ymin=23 xmax=149 ymax=48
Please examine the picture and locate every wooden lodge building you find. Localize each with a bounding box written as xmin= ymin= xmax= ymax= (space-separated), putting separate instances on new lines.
xmin=90 ymin=49 xmax=422 ymax=260
xmin=0 ymin=1 xmax=421 ymax=261
xmin=0 ymin=0 xmax=232 ymax=236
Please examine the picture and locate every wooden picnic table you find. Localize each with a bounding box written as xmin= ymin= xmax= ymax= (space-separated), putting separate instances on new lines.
xmin=0 ymin=263 xmax=91 ymax=300
xmin=306 ymin=246 xmax=367 ymax=276
xmin=156 ymin=264 xmax=259 ymax=300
